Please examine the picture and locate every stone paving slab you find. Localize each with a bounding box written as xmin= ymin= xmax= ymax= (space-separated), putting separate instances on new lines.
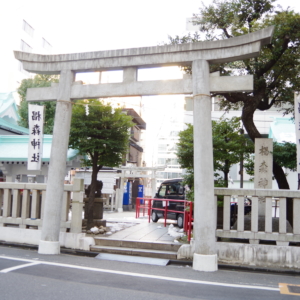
xmin=102 ymin=211 xmax=177 ymax=243
xmin=95 ymin=253 xmax=170 ymax=266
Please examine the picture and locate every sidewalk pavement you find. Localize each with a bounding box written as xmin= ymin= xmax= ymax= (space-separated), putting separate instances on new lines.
xmin=102 ymin=210 xmax=179 ymax=243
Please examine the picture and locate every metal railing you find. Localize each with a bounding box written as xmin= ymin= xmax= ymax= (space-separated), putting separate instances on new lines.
xmin=136 ymin=197 xmax=193 ymax=241
xmin=136 ymin=188 xmax=300 ymax=246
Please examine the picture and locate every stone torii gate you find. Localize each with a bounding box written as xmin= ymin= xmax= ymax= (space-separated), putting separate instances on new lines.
xmin=15 ymin=26 xmax=274 ymax=271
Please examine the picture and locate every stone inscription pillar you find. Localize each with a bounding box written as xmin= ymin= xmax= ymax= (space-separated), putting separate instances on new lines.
xmin=38 ymin=70 xmax=75 ymax=254
xmin=192 ymin=59 xmax=217 ymax=271
xmin=254 ymin=138 xmax=273 ymax=217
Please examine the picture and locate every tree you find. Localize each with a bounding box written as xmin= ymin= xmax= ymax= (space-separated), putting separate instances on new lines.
xmin=69 ymin=100 xmax=133 ymax=229
xmin=168 ymin=0 xmax=300 ymax=223
xmin=168 ymin=0 xmax=300 ymax=190
xmin=177 ymin=117 xmax=254 ymax=200
xmin=176 ymin=123 xmax=194 ymax=201
xmin=17 ymin=74 xmax=59 ymax=134
xmin=213 ymin=117 xmax=254 ymax=186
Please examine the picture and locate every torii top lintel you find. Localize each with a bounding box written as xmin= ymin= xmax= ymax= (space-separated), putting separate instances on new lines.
xmin=15 ymin=27 xmax=274 ymax=75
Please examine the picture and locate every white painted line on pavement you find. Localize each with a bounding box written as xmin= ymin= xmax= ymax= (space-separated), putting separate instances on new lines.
xmin=0 ymin=255 xmax=279 ymax=292
xmin=0 ymin=262 xmax=40 ymax=273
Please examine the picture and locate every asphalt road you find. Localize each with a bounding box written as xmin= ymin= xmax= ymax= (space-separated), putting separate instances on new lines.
xmin=0 ymin=246 xmax=299 ymax=300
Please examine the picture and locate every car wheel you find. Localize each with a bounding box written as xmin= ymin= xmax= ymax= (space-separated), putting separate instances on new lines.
xmin=151 ymin=211 xmax=159 ymax=222
xmin=177 ymin=214 xmax=184 ymax=228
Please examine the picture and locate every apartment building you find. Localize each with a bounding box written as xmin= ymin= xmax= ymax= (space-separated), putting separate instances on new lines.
xmin=0 ymin=13 xmax=52 ymax=99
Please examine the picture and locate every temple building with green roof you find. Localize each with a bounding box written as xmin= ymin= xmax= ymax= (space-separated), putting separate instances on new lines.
xmin=0 ymin=92 xmax=81 ymax=182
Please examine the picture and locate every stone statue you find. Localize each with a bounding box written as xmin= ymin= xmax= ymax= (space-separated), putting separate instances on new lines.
xmin=85 ymin=180 xmax=103 ymax=198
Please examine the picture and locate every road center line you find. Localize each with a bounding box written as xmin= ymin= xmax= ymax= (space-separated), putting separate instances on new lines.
xmin=0 ymin=262 xmax=40 ymax=273
xmin=0 ymin=255 xmax=279 ymax=292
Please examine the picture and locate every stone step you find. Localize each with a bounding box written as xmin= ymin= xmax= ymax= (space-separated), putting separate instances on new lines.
xmin=90 ymin=245 xmax=178 ymax=260
xmin=93 ymin=237 xmax=181 ymax=252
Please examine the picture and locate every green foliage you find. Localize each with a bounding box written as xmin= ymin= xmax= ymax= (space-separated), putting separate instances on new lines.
xmin=69 ymin=100 xmax=133 ymax=168
xmin=244 ymin=155 xmax=255 ymax=178
xmin=182 ymin=171 xmax=194 ymax=202
xmin=177 ymin=124 xmax=194 ymax=170
xmin=194 ymin=0 xmax=276 ymax=40
xmin=189 ymin=0 xmax=300 ymax=115
xmin=212 ymin=117 xmax=254 ymax=185
xmin=273 ymin=141 xmax=296 ymax=171
xmin=17 ymin=74 xmax=59 ymax=134
xmin=168 ymin=0 xmax=300 ymax=116
xmin=177 ymin=117 xmax=254 ymax=200
xmin=69 ymin=99 xmax=133 ymax=228
xmin=168 ymin=0 xmax=300 ymax=192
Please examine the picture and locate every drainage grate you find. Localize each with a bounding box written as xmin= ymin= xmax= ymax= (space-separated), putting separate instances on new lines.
xmin=288 ymin=285 xmax=300 ymax=294
xmin=279 ymin=283 xmax=300 ymax=295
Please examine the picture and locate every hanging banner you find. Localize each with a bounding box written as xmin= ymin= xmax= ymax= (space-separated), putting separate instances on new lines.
xmin=28 ymin=104 xmax=45 ymax=170
xmin=295 ymin=93 xmax=300 ymax=189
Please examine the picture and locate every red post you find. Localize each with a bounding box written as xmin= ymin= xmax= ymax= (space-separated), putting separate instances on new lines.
xmin=148 ymin=198 xmax=152 ymax=223
xmin=135 ymin=197 xmax=139 ymax=219
xmin=188 ymin=201 xmax=193 ymax=242
xmin=164 ymin=200 xmax=168 ymax=227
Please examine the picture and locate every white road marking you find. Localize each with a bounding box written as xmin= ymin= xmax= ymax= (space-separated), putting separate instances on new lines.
xmin=0 ymin=255 xmax=279 ymax=292
xmin=0 ymin=262 xmax=40 ymax=273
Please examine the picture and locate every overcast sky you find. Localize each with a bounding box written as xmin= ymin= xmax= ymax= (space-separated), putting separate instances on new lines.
xmin=3 ymin=0 xmax=300 ymax=166
xmin=5 ymin=0 xmax=300 ymax=54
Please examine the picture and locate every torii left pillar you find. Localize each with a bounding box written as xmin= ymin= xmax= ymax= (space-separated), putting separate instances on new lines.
xmin=38 ymin=70 xmax=75 ymax=254
xmin=192 ymin=59 xmax=217 ymax=271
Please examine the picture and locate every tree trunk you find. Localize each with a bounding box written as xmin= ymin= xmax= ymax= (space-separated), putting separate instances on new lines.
xmin=224 ymin=159 xmax=229 ymax=188
xmin=273 ymin=161 xmax=293 ymax=225
xmin=242 ymin=101 xmax=293 ymax=225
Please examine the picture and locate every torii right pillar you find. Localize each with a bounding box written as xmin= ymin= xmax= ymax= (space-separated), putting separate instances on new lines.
xmin=192 ymin=59 xmax=217 ymax=271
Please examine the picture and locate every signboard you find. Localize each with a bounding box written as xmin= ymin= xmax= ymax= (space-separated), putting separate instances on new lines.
xmin=295 ymin=93 xmax=300 ymax=189
xmin=138 ymin=185 xmax=144 ymax=204
xmin=28 ymin=104 xmax=44 ymax=170
xmin=123 ymin=182 xmax=131 ymax=205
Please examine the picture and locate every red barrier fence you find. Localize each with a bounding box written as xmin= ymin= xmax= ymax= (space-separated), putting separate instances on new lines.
xmin=136 ymin=197 xmax=193 ymax=242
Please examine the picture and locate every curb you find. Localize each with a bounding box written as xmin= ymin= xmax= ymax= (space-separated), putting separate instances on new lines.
xmin=1 ymin=241 xmax=300 ymax=275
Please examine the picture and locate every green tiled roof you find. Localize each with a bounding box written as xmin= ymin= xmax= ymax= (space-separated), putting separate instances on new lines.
xmin=0 ymin=135 xmax=79 ymax=162
xmin=0 ymin=92 xmax=19 ymax=121
xmin=0 ymin=118 xmax=29 ymax=134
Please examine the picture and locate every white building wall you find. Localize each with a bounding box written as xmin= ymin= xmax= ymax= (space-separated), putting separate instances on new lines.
xmin=0 ymin=9 xmax=52 ymax=99
xmin=142 ymin=95 xmax=185 ymax=188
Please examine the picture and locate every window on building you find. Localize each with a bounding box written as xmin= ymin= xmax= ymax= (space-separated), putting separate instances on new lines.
xmin=157 ymin=157 xmax=180 ymax=166
xmin=22 ymin=20 xmax=34 ymax=37
xmin=170 ymin=158 xmax=179 ymax=165
xmin=157 ymin=158 xmax=166 ymax=165
xmin=20 ymin=40 xmax=32 ymax=53
xmin=42 ymin=38 xmax=52 ymax=51
xmin=156 ymin=172 xmax=182 ymax=179
xmin=158 ymin=144 xmax=167 ymax=153
xmin=170 ymin=131 xmax=179 ymax=136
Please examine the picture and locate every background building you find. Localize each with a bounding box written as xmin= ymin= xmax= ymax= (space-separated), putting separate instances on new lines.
xmin=0 ymin=11 xmax=52 ymax=100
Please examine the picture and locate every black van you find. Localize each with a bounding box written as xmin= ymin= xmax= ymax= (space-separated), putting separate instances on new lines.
xmin=151 ymin=178 xmax=186 ymax=228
